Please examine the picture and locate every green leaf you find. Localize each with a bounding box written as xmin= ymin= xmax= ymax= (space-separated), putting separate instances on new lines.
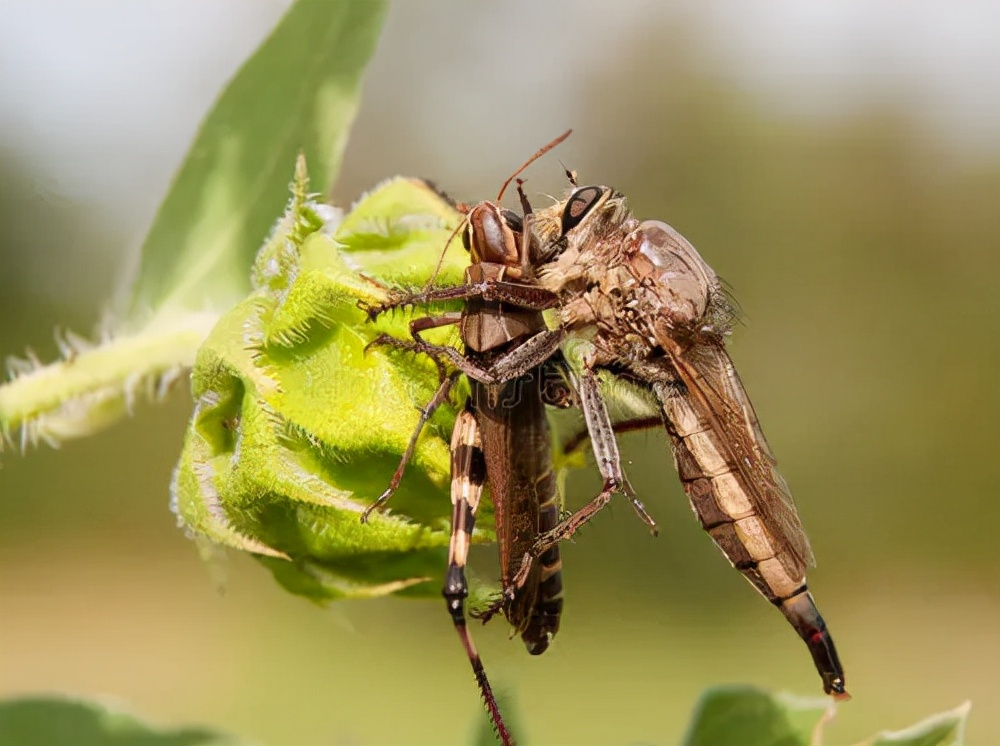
xmin=0 ymin=0 xmax=387 ymax=451
xmin=127 ymin=0 xmax=387 ymax=321
xmin=0 ymin=696 xmax=241 ymax=746
xmin=866 ymin=701 xmax=970 ymax=746
xmin=171 ymin=172 xmax=478 ymax=602
xmin=681 ymin=688 xmax=972 ymax=746
xmin=681 ymin=686 xmax=831 ymax=746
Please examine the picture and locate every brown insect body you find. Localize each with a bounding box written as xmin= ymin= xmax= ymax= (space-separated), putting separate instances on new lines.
xmin=528 ymin=184 xmax=847 ymax=698
xmin=365 ymin=198 xmax=571 ymax=746
xmin=460 ymin=203 xmax=564 ymax=653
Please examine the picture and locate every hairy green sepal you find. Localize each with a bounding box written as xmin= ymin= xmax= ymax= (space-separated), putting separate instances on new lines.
xmin=171 ymin=171 xmax=488 ymax=602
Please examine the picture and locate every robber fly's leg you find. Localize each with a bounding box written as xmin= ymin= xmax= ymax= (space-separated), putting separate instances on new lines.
xmin=576 ymin=366 xmax=656 ymax=530
xmin=480 ymin=330 xmax=564 ymax=382
xmin=360 ymin=371 xmax=460 ymax=523
xmin=508 ymin=368 xmax=657 ymax=594
xmin=560 ymin=416 xmax=665 ymax=460
xmin=444 ymin=405 xmax=513 ymax=746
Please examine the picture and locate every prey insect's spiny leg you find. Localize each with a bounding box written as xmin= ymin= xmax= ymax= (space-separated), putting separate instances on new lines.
xmin=368 ymin=278 xmax=560 ymax=319
xmin=360 ymin=370 xmax=460 ymax=523
xmin=445 ymin=406 xmax=512 ymax=746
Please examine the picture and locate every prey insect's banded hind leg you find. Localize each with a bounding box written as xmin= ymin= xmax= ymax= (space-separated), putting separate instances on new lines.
xmin=445 ymin=406 xmax=512 ymax=746
xmin=509 ymin=368 xmax=657 ymax=593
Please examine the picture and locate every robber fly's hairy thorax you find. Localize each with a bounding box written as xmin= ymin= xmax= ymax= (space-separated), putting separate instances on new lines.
xmin=532 ymin=185 xmax=736 ymax=365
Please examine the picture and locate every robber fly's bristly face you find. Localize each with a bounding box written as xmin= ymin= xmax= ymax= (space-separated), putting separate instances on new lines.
xmin=531 ymin=184 xmax=735 ymax=352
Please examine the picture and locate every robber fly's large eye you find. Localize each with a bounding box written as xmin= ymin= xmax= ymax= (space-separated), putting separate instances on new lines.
xmin=561 ymin=185 xmax=606 ymax=235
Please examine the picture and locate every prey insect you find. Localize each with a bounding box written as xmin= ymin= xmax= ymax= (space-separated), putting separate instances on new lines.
xmin=511 ymin=177 xmax=849 ymax=699
xmin=359 ymin=133 xmax=654 ymax=745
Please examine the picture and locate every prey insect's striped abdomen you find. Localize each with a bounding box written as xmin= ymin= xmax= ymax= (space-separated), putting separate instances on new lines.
xmin=473 ymin=372 xmax=564 ymax=655
xmin=520 ymin=447 xmax=563 ymax=655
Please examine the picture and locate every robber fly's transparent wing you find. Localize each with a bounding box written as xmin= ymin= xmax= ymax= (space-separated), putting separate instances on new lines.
xmin=664 ymin=338 xmax=815 ymax=578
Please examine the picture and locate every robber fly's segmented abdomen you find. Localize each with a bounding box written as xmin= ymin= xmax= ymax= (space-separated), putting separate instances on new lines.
xmin=662 ymin=389 xmax=848 ymax=697
xmin=661 ymin=394 xmax=804 ymax=604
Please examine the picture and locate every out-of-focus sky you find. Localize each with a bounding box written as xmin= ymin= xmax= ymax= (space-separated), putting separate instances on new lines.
xmin=1 ymin=3 xmax=998 ymax=746
xmin=1 ymin=1 xmax=997 ymax=308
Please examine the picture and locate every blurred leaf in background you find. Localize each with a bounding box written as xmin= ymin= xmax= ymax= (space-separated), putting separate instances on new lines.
xmin=0 ymin=697 xmax=241 ymax=746
xmin=0 ymin=0 xmax=387 ymax=451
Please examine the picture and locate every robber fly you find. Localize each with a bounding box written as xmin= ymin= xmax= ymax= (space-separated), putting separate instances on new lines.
xmin=504 ymin=179 xmax=848 ymax=699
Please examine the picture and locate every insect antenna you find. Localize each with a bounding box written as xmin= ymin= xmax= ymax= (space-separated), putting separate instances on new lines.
xmin=423 ymin=130 xmax=573 ymax=294
xmin=496 ymin=129 xmax=572 ymax=203
xmin=559 ymin=161 xmax=579 ymax=186
xmin=421 ymin=214 xmax=470 ymax=295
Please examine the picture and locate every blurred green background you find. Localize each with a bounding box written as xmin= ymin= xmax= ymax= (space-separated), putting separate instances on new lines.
xmin=1 ymin=2 xmax=997 ymax=745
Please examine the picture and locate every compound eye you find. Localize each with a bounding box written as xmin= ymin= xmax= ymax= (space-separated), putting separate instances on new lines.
xmin=501 ymin=209 xmax=523 ymax=234
xmin=461 ymin=223 xmax=472 ymax=252
xmin=561 ymin=186 xmax=606 ymax=235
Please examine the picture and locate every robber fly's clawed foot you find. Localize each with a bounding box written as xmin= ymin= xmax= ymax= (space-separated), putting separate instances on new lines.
xmin=636 ymin=502 xmax=659 ymax=537
xmin=509 ymin=552 xmax=535 ymax=594
xmin=622 ymin=488 xmax=658 ymax=535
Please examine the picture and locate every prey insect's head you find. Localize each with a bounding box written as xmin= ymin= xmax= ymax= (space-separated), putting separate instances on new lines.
xmin=462 ymin=201 xmax=523 ymax=266
xmin=423 ymin=129 xmax=573 ymax=291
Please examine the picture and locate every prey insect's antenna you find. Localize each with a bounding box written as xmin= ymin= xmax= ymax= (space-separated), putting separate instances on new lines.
xmin=496 ymin=129 xmax=572 ymax=203
xmin=422 ymin=214 xmax=471 ymax=295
